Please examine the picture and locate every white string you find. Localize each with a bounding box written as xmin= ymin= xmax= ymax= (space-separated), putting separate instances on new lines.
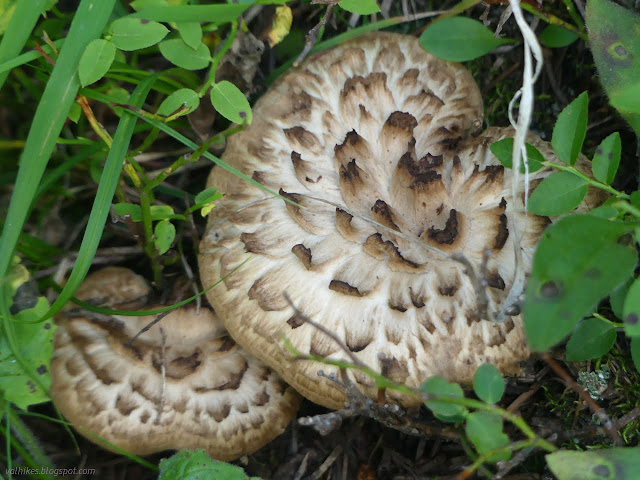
xmin=495 ymin=0 xmax=544 ymax=321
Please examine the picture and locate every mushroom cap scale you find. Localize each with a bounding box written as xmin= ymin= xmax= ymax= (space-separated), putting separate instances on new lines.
xmin=50 ymin=269 xmax=300 ymax=460
xmin=199 ymin=32 xmax=603 ymax=409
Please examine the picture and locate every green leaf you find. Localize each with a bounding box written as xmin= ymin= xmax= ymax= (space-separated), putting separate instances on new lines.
xmin=154 ymin=219 xmax=175 ymax=255
xmin=419 ymin=17 xmax=513 ymax=62
xmin=631 ymin=190 xmax=640 ymax=211
xmin=195 ymin=187 xmax=223 ymax=205
xmin=552 ymin=91 xmax=588 ymax=165
xmin=631 ymin=337 xmax=640 ymax=372
xmin=587 ymin=0 xmax=640 ymax=136
xmin=592 ymin=132 xmax=621 ymax=185
xmin=210 ymin=80 xmax=252 ymax=124
xmin=622 ymin=277 xmax=640 ymax=337
xmin=44 ymin=75 xmax=157 ymax=321
xmin=0 ymin=263 xmax=55 ymax=408
xmin=176 ymin=21 xmax=202 ymax=50
xmin=524 ymin=215 xmax=636 ymax=351
xmin=0 ymin=297 xmax=54 ymax=408
xmin=109 ymin=17 xmax=168 ymax=51
xmin=528 ymin=171 xmax=588 ymax=216
xmin=610 ymin=277 xmax=633 ymax=319
xmin=420 ymin=376 xmax=468 ymax=422
xmin=587 ymin=204 xmax=619 ymax=219
xmin=490 ymin=138 xmax=545 ymax=173
xmin=157 ymin=88 xmax=199 ymax=117
xmin=611 ymin=82 xmax=640 ymax=116
xmin=565 ymin=317 xmax=616 ymax=361
xmin=0 ymin=0 xmax=116 ymax=327
xmin=158 ymin=450 xmax=261 ymax=480
xmin=113 ymin=203 xmax=174 ymax=222
xmin=129 ymin=4 xmax=250 ymax=24
xmin=159 ymin=38 xmax=210 ymax=70
xmin=0 ymin=0 xmax=50 ymax=91
xmin=465 ymin=412 xmax=510 ymax=463
xmin=0 ymin=0 xmax=17 ymax=36
xmin=539 ymin=25 xmax=578 ymax=48
xmin=106 ymin=86 xmax=130 ymax=117
xmin=131 ymin=0 xmax=167 ymax=10
xmin=196 ymin=187 xmax=224 ymax=216
xmin=338 ymin=0 xmax=380 ymax=15
xmin=68 ymin=102 xmax=81 ymax=123
xmin=78 ymin=39 xmax=116 ymax=86
xmin=547 ymin=447 xmax=640 ymax=480
xmin=473 ymin=364 xmax=504 ymax=404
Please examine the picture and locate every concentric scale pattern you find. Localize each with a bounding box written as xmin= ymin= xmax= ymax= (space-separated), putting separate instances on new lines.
xmin=50 ymin=268 xmax=300 ymax=460
xmin=199 ymin=32 xmax=601 ymax=408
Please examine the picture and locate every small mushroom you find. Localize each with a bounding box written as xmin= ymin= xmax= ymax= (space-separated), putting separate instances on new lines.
xmin=198 ymin=32 xmax=603 ymax=409
xmin=50 ymin=267 xmax=300 ymax=460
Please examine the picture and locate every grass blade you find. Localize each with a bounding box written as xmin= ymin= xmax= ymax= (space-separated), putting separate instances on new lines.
xmin=45 ymin=75 xmax=158 ymax=318
xmin=0 ymin=0 xmax=115 ymax=294
xmin=0 ymin=0 xmax=48 ymax=91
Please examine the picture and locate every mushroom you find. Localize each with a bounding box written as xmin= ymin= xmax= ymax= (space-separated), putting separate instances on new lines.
xmin=198 ymin=32 xmax=603 ymax=409
xmin=50 ymin=267 xmax=301 ymax=460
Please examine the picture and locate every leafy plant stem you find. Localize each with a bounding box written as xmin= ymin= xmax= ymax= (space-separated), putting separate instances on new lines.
xmin=592 ymin=312 xmax=625 ymax=328
xmin=43 ymin=74 xmax=157 ymax=320
xmin=542 ymin=161 xmax=627 ymax=198
xmin=287 ymin=343 xmax=556 ymax=452
xmin=199 ymin=20 xmax=238 ymax=97
xmin=143 ymin=126 xmax=232 ymax=192
xmin=456 ymin=427 xmax=495 ymax=478
xmin=431 ymin=397 xmax=556 ymax=452
xmin=460 ymin=439 xmax=536 ymax=478
xmin=520 ymin=3 xmax=587 ymax=40
xmin=560 ymin=0 xmax=585 ymax=31
xmin=611 ymin=200 xmax=640 ymax=218
xmin=132 ymin=126 xmax=160 ymax=155
xmin=434 ymin=0 xmax=482 ymax=21
xmin=0 ymin=0 xmax=116 ymax=319
xmin=77 ymin=96 xmax=113 ymax=147
xmin=140 ymin=193 xmax=161 ymax=286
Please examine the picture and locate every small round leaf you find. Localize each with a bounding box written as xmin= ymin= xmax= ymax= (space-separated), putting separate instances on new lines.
xmin=490 ymin=138 xmax=545 ymax=173
xmin=623 ymin=277 xmax=640 ymax=337
xmin=592 ymin=132 xmax=621 ymax=185
xmin=527 ymin=171 xmax=588 ymax=216
xmin=539 ymin=25 xmax=578 ymax=48
xmin=176 ymin=22 xmax=202 ymax=50
xmin=210 ymin=81 xmax=252 ymax=124
xmin=465 ymin=412 xmax=510 ymax=463
xmin=565 ymin=317 xmax=616 ymax=361
xmin=158 ymin=88 xmax=200 ymax=117
xmin=159 ymin=39 xmax=210 ymax=70
xmin=420 ymin=376 xmax=468 ymax=422
xmin=110 ymin=17 xmax=168 ymax=51
xmin=79 ymin=39 xmax=116 ymax=87
xmin=552 ymin=91 xmax=588 ymax=165
xmin=159 ymin=450 xmax=260 ymax=480
xmin=473 ymin=364 xmax=505 ymax=404
xmin=420 ymin=17 xmax=513 ymax=62
xmin=631 ymin=337 xmax=640 ymax=373
xmin=154 ymin=220 xmax=176 ymax=255
xmin=338 ymin=0 xmax=381 ymax=15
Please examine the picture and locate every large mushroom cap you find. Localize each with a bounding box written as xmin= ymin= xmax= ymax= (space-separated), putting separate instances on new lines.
xmin=50 ymin=268 xmax=300 ymax=460
xmin=199 ymin=32 xmax=602 ymax=409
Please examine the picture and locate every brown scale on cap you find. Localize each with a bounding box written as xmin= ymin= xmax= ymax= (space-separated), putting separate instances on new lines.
xmin=50 ymin=267 xmax=300 ymax=460
xmin=199 ymin=32 xmax=604 ymax=409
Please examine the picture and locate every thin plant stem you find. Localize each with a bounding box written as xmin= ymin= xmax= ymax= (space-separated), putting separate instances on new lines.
xmin=520 ymin=3 xmax=587 ymax=40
